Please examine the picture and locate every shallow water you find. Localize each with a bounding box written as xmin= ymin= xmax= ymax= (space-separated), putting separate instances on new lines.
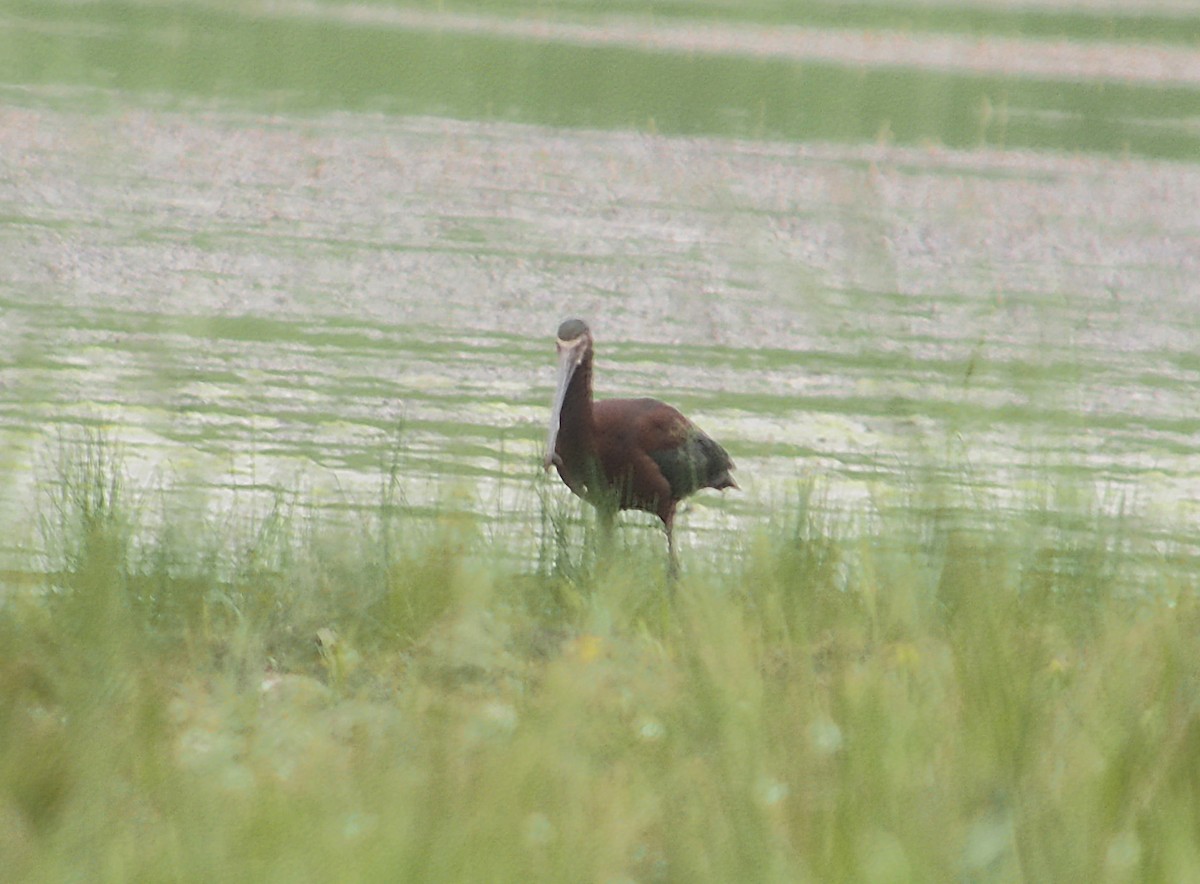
xmin=2 ymin=1 xmax=1199 ymax=569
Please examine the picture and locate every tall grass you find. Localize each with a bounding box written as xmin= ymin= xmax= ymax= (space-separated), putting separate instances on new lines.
xmin=2 ymin=434 xmax=1198 ymax=881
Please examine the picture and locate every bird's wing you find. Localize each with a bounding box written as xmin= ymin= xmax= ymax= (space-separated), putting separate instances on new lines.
xmin=623 ymin=400 xmax=734 ymax=498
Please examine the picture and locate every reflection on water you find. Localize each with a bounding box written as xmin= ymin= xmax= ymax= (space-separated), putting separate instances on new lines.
xmin=3 ymin=97 xmax=1199 ymax=570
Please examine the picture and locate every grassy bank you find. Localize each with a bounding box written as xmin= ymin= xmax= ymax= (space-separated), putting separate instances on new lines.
xmin=2 ymin=435 xmax=1198 ymax=882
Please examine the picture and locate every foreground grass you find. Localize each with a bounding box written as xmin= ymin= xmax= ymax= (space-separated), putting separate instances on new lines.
xmin=3 ymin=440 xmax=1199 ymax=882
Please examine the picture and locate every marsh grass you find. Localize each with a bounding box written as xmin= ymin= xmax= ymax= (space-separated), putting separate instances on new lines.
xmin=3 ymin=434 xmax=1199 ymax=882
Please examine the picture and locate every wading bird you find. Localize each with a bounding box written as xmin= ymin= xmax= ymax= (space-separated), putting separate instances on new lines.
xmin=543 ymin=319 xmax=737 ymax=575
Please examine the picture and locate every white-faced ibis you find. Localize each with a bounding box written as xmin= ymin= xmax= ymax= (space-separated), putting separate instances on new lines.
xmin=543 ymin=318 xmax=737 ymax=574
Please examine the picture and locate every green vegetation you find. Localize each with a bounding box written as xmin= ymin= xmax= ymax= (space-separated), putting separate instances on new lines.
xmin=3 ymin=433 xmax=1198 ymax=882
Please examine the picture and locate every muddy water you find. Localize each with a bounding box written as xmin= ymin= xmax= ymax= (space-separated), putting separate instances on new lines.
xmin=2 ymin=3 xmax=1200 ymax=569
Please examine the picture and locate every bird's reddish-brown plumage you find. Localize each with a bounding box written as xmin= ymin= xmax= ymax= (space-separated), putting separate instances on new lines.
xmin=544 ymin=319 xmax=736 ymax=572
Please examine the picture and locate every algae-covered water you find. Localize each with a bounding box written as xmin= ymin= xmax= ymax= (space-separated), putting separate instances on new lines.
xmin=2 ymin=0 xmax=1199 ymax=567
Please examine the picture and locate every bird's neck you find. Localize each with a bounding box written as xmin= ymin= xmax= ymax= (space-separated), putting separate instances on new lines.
xmin=559 ymin=352 xmax=596 ymax=451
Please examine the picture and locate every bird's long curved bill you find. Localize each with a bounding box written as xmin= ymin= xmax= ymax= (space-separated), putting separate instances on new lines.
xmin=543 ymin=345 xmax=581 ymax=470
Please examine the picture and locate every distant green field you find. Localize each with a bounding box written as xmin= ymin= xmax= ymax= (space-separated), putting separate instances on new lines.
xmin=2 ymin=0 xmax=1199 ymax=158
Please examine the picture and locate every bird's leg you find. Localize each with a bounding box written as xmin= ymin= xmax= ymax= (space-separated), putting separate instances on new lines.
xmin=665 ymin=510 xmax=679 ymax=581
xmin=598 ymin=505 xmax=616 ymax=543
xmin=593 ymin=500 xmax=618 ymax=568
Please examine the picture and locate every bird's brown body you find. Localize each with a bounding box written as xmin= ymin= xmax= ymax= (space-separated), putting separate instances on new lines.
xmin=544 ymin=319 xmax=736 ymax=573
